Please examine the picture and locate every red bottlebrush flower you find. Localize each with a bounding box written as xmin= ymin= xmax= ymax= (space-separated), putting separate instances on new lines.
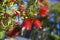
xmin=15 ymin=22 xmax=19 ymax=25
xmin=33 ymin=19 xmax=42 ymax=29
xmin=38 ymin=9 xmax=47 ymax=17
xmin=5 ymin=13 xmax=10 ymax=18
xmin=15 ymin=11 xmax=21 ymax=16
xmin=38 ymin=6 xmax=49 ymax=17
xmin=39 ymin=0 xmax=44 ymax=3
xmin=22 ymin=18 xmax=32 ymax=30
xmin=7 ymin=27 xmax=19 ymax=37
xmin=41 ymin=6 xmax=49 ymax=11
xmin=11 ymin=0 xmax=16 ymax=2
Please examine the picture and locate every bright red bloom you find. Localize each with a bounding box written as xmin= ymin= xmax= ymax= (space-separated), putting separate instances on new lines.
xmin=39 ymin=0 xmax=44 ymax=3
xmin=7 ymin=27 xmax=19 ymax=37
xmin=38 ymin=6 xmax=49 ymax=17
xmin=11 ymin=0 xmax=16 ymax=2
xmin=22 ymin=18 xmax=32 ymax=30
xmin=33 ymin=19 xmax=42 ymax=29
xmin=5 ymin=13 xmax=10 ymax=18
xmin=15 ymin=22 xmax=19 ymax=25
xmin=41 ymin=6 xmax=49 ymax=11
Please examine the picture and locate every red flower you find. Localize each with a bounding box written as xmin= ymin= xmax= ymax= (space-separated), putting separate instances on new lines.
xmin=33 ymin=19 xmax=42 ymax=29
xmin=22 ymin=18 xmax=32 ymax=30
xmin=41 ymin=6 xmax=49 ymax=11
xmin=5 ymin=13 xmax=10 ymax=18
xmin=11 ymin=0 xmax=16 ymax=2
xmin=15 ymin=21 xmax=19 ymax=25
xmin=38 ymin=9 xmax=47 ymax=17
xmin=38 ymin=6 xmax=49 ymax=17
xmin=39 ymin=0 xmax=44 ymax=3
xmin=7 ymin=27 xmax=19 ymax=37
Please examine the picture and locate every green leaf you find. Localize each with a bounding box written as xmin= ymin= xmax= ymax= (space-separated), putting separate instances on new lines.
xmin=0 ymin=6 xmax=5 ymax=13
xmin=0 ymin=31 xmax=5 ymax=39
xmin=27 ymin=0 xmax=35 ymax=8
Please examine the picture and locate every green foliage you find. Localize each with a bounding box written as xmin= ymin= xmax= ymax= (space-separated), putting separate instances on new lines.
xmin=52 ymin=3 xmax=60 ymax=15
xmin=0 ymin=31 xmax=5 ymax=39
